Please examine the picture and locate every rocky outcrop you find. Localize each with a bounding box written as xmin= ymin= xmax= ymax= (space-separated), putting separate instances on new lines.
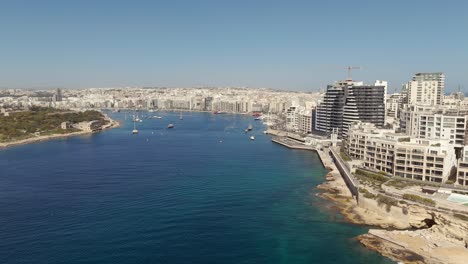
xmin=408 ymin=205 xmax=436 ymax=229
xmin=356 ymin=205 xmax=468 ymax=264
xmin=432 ymin=212 xmax=468 ymax=244
xmin=358 ymin=234 xmax=427 ymax=264
xmin=316 ymin=167 xmax=468 ymax=263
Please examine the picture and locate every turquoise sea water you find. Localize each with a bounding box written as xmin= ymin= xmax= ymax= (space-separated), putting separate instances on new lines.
xmin=0 ymin=112 xmax=392 ymax=264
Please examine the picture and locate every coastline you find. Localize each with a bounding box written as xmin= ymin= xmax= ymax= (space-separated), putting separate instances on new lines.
xmin=0 ymin=117 xmax=120 ymax=150
xmin=314 ymin=148 xmax=468 ymax=264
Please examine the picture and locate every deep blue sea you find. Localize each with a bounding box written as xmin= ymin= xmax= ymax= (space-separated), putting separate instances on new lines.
xmin=0 ymin=112 xmax=392 ymax=264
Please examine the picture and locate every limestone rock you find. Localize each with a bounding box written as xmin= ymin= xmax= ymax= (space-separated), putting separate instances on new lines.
xmin=408 ymin=205 xmax=435 ymax=229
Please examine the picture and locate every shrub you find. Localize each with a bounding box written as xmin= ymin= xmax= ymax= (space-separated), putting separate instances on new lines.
xmin=359 ymin=187 xmax=369 ymax=193
xmin=385 ymin=179 xmax=415 ymax=189
xmin=402 ymin=207 xmax=408 ymax=215
xmin=402 ymin=194 xmax=436 ymax=207
xmin=363 ymin=193 xmax=376 ymax=199
xmin=359 ymin=187 xmax=376 ymax=199
xmin=340 ymin=150 xmax=351 ymax=161
xmin=355 ymin=169 xmax=388 ymax=183
xmin=376 ymin=194 xmax=398 ymax=212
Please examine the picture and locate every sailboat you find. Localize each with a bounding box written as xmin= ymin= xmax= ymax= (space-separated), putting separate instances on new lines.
xmin=134 ymin=109 xmax=142 ymax=122
xmin=179 ymin=112 xmax=183 ymax=120
xmin=132 ymin=120 xmax=139 ymax=134
xmin=247 ymin=123 xmax=253 ymax=131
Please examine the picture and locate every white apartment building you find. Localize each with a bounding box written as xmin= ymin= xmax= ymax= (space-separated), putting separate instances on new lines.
xmin=386 ymin=93 xmax=406 ymax=118
xmin=298 ymin=109 xmax=312 ymax=134
xmin=405 ymin=72 xmax=445 ymax=106
xmin=345 ymin=122 xmax=397 ymax=173
xmin=285 ymin=106 xmax=312 ymax=134
xmin=399 ymin=105 xmax=468 ymax=147
xmin=286 ymin=106 xmax=298 ymax=131
xmin=346 ymin=122 xmax=457 ymax=183
xmin=457 ymin=146 xmax=468 ymax=186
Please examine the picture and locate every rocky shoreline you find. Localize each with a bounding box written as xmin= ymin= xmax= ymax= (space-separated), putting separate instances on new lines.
xmin=0 ymin=118 xmax=120 ymax=150
xmin=316 ymin=149 xmax=468 ymax=264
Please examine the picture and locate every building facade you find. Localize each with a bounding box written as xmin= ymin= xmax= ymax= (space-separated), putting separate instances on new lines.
xmin=399 ymin=105 xmax=468 ymax=156
xmin=457 ymin=146 xmax=468 ymax=186
xmin=405 ymin=72 xmax=445 ymax=106
xmin=315 ymin=80 xmax=385 ymax=138
xmin=346 ymin=122 xmax=457 ymax=183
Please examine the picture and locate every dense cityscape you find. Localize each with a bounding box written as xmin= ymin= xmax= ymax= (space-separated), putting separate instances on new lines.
xmin=2 ymin=72 xmax=468 ymax=189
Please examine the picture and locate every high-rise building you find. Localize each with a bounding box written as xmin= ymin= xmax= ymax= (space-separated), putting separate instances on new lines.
xmin=315 ymin=84 xmax=346 ymax=135
xmin=204 ymin=97 xmax=213 ymax=111
xmin=405 ymin=72 xmax=445 ymax=106
xmin=315 ymin=80 xmax=386 ymax=138
xmin=56 ymin=88 xmax=63 ymax=102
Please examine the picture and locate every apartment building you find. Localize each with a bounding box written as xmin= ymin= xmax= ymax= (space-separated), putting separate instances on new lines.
xmin=386 ymin=93 xmax=406 ymax=118
xmin=315 ymin=79 xmax=385 ymax=138
xmin=346 ymin=122 xmax=457 ymax=183
xmin=315 ymin=84 xmax=345 ymax=135
xmin=345 ymin=122 xmax=397 ymax=173
xmin=286 ymin=106 xmax=312 ymax=134
xmin=457 ymin=146 xmax=468 ymax=186
xmin=298 ymin=109 xmax=312 ymax=134
xmin=286 ymin=106 xmax=298 ymax=131
xmin=399 ymin=105 xmax=468 ymax=150
xmin=405 ymin=72 xmax=445 ymax=106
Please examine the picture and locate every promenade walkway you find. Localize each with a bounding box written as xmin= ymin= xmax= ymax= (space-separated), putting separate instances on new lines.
xmin=329 ymin=147 xmax=359 ymax=198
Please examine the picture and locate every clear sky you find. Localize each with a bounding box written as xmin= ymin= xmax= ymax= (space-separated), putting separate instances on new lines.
xmin=1 ymin=0 xmax=467 ymax=92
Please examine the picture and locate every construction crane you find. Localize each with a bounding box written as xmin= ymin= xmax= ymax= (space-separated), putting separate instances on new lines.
xmin=346 ymin=66 xmax=361 ymax=80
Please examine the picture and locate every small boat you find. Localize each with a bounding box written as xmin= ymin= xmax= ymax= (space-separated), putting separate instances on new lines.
xmin=167 ymin=124 xmax=174 ymax=129
xmin=254 ymin=117 xmax=261 ymax=121
xmin=247 ymin=124 xmax=253 ymax=131
xmin=250 ymin=136 xmax=255 ymax=140
xmin=153 ymin=116 xmax=162 ymax=119
xmin=132 ymin=121 xmax=139 ymax=134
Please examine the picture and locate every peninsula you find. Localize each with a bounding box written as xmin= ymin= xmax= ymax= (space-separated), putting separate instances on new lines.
xmin=0 ymin=106 xmax=118 ymax=149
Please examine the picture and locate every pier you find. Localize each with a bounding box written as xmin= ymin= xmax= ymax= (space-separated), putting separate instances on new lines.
xmin=271 ymin=137 xmax=316 ymax=151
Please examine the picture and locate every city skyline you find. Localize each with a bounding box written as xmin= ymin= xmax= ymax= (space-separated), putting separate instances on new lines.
xmin=1 ymin=0 xmax=467 ymax=92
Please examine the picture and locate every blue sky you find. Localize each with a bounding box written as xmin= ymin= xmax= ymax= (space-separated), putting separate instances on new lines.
xmin=0 ymin=0 xmax=467 ymax=92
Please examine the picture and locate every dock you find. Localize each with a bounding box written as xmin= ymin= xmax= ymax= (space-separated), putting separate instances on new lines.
xmin=271 ymin=137 xmax=316 ymax=151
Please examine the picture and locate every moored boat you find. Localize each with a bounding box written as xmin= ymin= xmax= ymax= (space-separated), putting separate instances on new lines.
xmin=132 ymin=121 xmax=139 ymax=134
